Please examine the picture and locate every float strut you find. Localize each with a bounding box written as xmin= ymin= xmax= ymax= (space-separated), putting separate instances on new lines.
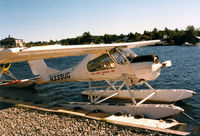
xmin=123 ymin=74 xmax=136 ymax=105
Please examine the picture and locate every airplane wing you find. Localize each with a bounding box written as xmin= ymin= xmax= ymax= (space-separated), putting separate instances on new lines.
xmin=0 ymin=40 xmax=160 ymax=64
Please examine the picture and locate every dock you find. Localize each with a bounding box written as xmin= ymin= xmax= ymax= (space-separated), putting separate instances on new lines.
xmin=0 ymin=97 xmax=199 ymax=136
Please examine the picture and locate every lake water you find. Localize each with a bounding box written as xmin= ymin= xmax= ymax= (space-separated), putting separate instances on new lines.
xmin=0 ymin=45 xmax=200 ymax=125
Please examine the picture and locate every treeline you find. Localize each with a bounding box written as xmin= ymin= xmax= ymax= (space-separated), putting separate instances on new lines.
xmin=2 ymin=25 xmax=200 ymax=47
xmin=25 ymin=40 xmax=55 ymax=47
xmin=26 ymin=25 xmax=199 ymax=46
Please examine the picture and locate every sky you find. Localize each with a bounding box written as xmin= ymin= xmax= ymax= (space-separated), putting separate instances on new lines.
xmin=0 ymin=0 xmax=200 ymax=42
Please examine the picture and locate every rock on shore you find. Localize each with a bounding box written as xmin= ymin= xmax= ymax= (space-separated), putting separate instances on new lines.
xmin=0 ymin=107 xmax=171 ymax=136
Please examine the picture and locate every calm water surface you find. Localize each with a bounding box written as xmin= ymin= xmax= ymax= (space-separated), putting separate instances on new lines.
xmin=0 ymin=45 xmax=200 ymax=125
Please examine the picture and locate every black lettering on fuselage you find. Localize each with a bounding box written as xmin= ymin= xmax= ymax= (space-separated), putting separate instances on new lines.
xmin=49 ymin=72 xmax=71 ymax=81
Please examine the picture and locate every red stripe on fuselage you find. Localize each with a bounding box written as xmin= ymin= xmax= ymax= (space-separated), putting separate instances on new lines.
xmin=91 ymin=69 xmax=115 ymax=75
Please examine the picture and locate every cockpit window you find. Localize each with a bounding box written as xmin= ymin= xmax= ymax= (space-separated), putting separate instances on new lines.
xmin=122 ymin=48 xmax=137 ymax=62
xmin=109 ymin=48 xmax=131 ymax=65
xmin=87 ymin=54 xmax=115 ymax=72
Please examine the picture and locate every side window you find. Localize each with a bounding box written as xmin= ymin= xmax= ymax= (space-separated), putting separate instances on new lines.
xmin=87 ymin=54 xmax=115 ymax=72
xmin=109 ymin=48 xmax=128 ymax=65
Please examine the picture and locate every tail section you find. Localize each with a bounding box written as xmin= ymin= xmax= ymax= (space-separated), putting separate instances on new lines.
xmin=28 ymin=60 xmax=59 ymax=77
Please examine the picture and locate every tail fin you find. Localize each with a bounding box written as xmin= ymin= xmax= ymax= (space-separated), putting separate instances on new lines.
xmin=28 ymin=60 xmax=59 ymax=77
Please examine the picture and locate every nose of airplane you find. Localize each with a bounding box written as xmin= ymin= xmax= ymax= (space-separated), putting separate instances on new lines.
xmin=130 ymin=62 xmax=161 ymax=82
xmin=152 ymin=60 xmax=172 ymax=72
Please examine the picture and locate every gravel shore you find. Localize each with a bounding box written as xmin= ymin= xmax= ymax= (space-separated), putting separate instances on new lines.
xmin=0 ymin=106 xmax=172 ymax=136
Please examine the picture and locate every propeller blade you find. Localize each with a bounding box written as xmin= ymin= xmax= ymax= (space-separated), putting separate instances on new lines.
xmin=162 ymin=60 xmax=172 ymax=67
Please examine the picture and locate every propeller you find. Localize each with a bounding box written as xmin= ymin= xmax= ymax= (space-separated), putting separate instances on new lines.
xmin=152 ymin=60 xmax=172 ymax=72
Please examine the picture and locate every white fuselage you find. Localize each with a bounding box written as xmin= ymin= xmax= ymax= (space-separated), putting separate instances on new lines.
xmin=35 ymin=49 xmax=161 ymax=85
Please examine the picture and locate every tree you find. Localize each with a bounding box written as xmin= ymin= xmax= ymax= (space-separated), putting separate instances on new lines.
xmin=133 ymin=32 xmax=141 ymax=41
xmin=185 ymin=25 xmax=198 ymax=44
xmin=103 ymin=34 xmax=113 ymax=43
xmin=127 ymin=32 xmax=134 ymax=41
xmin=141 ymin=34 xmax=151 ymax=40
xmin=0 ymin=37 xmax=16 ymax=48
xmin=80 ymin=32 xmax=92 ymax=44
xmin=152 ymin=28 xmax=163 ymax=39
xmin=49 ymin=40 xmax=55 ymax=45
xmin=93 ymin=36 xmax=103 ymax=44
xmin=60 ymin=39 xmax=68 ymax=45
xmin=198 ymin=28 xmax=200 ymax=36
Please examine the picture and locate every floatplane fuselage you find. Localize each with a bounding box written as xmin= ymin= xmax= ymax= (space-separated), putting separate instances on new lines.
xmin=32 ymin=48 xmax=161 ymax=85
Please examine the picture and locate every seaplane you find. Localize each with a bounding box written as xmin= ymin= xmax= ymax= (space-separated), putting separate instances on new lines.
xmin=0 ymin=40 xmax=195 ymax=119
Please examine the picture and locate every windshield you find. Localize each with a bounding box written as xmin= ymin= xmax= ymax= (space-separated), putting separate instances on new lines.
xmin=122 ymin=48 xmax=137 ymax=62
xmin=109 ymin=48 xmax=136 ymax=65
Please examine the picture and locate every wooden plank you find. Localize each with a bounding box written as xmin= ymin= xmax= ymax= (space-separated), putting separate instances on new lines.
xmin=16 ymin=104 xmax=190 ymax=136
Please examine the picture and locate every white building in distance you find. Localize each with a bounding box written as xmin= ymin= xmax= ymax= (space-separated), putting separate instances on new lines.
xmin=15 ymin=39 xmax=24 ymax=47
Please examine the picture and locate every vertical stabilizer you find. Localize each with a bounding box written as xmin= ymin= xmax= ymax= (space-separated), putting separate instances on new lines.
xmin=28 ymin=60 xmax=59 ymax=77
